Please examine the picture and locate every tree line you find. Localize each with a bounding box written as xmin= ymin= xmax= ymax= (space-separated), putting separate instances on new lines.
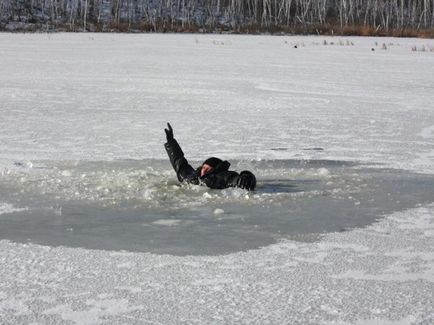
xmin=1 ymin=0 xmax=434 ymax=35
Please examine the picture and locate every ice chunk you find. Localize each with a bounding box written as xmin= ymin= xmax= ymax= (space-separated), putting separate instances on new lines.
xmin=214 ymin=208 xmax=225 ymax=215
xmin=317 ymin=168 xmax=330 ymax=177
xmin=152 ymin=219 xmax=183 ymax=226
xmin=61 ymin=170 xmax=72 ymax=177
xmin=0 ymin=203 xmax=28 ymax=215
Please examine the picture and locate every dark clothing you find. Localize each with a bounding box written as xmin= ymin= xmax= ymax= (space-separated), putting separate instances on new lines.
xmin=165 ymin=139 xmax=241 ymax=189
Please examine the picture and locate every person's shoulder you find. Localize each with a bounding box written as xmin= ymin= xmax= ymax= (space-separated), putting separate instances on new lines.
xmin=215 ymin=160 xmax=230 ymax=173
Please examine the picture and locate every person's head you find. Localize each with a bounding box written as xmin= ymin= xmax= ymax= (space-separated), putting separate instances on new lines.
xmin=200 ymin=157 xmax=222 ymax=177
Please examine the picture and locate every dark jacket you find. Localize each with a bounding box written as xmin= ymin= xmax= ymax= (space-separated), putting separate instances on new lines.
xmin=165 ymin=139 xmax=241 ymax=189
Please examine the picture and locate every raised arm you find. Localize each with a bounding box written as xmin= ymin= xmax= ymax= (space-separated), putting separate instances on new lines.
xmin=164 ymin=123 xmax=196 ymax=183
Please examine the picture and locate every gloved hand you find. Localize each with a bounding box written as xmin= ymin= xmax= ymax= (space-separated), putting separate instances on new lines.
xmin=165 ymin=122 xmax=174 ymax=142
xmin=236 ymin=170 xmax=256 ymax=191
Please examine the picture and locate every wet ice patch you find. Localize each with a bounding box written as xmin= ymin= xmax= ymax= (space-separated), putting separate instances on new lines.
xmin=0 ymin=159 xmax=433 ymax=255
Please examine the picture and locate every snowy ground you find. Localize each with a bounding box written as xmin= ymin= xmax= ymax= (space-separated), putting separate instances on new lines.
xmin=1 ymin=33 xmax=434 ymax=324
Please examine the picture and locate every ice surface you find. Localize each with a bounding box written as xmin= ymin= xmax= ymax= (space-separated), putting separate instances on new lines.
xmin=1 ymin=159 xmax=433 ymax=255
xmin=1 ymin=33 xmax=434 ymax=324
xmin=1 ymin=34 xmax=434 ymax=172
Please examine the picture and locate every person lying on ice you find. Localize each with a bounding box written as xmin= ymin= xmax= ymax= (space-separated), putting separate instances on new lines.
xmin=164 ymin=123 xmax=256 ymax=191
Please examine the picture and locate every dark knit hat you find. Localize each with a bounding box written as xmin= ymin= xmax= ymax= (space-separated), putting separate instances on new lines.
xmin=203 ymin=157 xmax=222 ymax=168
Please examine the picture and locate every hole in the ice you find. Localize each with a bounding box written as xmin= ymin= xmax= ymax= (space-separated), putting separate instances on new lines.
xmin=0 ymin=159 xmax=433 ymax=256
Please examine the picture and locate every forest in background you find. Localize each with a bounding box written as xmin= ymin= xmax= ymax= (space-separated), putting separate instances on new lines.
xmin=1 ymin=0 xmax=434 ymax=37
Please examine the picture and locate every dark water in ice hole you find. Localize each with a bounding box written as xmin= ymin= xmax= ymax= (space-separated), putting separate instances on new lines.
xmin=0 ymin=159 xmax=433 ymax=256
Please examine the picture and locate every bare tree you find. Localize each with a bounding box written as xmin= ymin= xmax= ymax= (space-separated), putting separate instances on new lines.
xmin=1 ymin=0 xmax=433 ymax=32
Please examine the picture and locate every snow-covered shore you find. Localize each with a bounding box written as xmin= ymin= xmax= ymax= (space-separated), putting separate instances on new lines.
xmin=1 ymin=33 xmax=434 ymax=324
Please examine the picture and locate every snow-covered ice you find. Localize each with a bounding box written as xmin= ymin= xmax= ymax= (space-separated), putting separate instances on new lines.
xmin=1 ymin=33 xmax=434 ymax=324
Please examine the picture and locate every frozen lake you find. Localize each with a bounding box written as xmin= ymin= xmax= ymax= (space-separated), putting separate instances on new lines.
xmin=1 ymin=33 xmax=434 ymax=324
xmin=1 ymin=159 xmax=434 ymax=255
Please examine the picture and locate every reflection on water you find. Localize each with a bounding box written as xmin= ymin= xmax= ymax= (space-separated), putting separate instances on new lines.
xmin=0 ymin=159 xmax=433 ymax=255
